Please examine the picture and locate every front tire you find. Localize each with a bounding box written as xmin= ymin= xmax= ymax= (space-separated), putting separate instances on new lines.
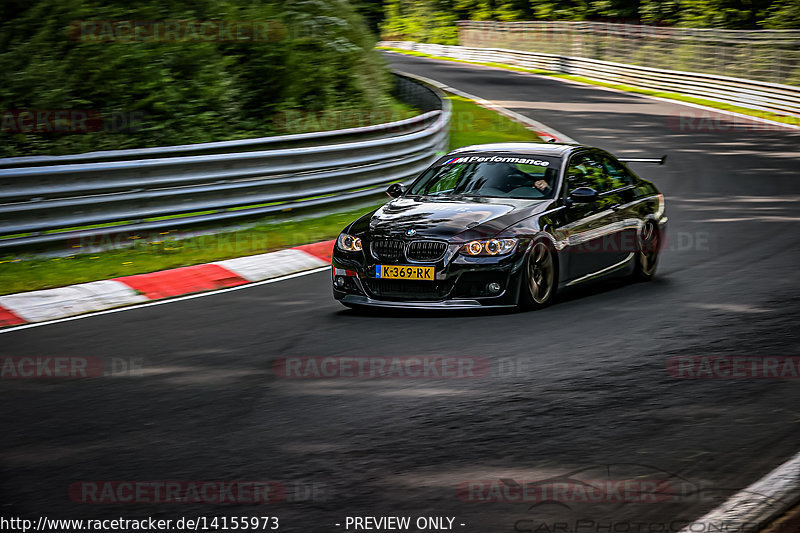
xmin=633 ymin=220 xmax=660 ymax=281
xmin=520 ymin=241 xmax=557 ymax=310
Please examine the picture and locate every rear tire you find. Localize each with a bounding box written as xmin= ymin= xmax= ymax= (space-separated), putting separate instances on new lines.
xmin=519 ymin=241 xmax=557 ymax=310
xmin=633 ymin=220 xmax=660 ymax=281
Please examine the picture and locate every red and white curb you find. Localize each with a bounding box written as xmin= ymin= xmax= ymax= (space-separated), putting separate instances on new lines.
xmin=0 ymin=71 xmax=581 ymax=330
xmin=0 ymin=240 xmax=334 ymax=328
xmin=0 ymin=76 xmax=570 ymax=329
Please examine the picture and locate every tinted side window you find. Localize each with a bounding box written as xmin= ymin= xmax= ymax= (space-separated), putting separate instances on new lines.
xmin=565 ymin=154 xmax=614 ymax=193
xmin=598 ymin=154 xmax=634 ymax=188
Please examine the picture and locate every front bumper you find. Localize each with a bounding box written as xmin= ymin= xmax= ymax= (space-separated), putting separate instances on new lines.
xmin=332 ymin=242 xmax=527 ymax=308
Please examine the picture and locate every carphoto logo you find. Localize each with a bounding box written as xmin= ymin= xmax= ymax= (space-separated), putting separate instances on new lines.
xmin=273 ymin=356 xmax=492 ymax=379
xmin=0 ymin=356 xmax=143 ymax=379
xmin=1 ymin=110 xmax=148 ymax=134
xmin=69 ymin=481 xmax=286 ymax=504
xmin=68 ymin=20 xmax=286 ymax=43
xmin=667 ymin=356 xmax=800 ymax=379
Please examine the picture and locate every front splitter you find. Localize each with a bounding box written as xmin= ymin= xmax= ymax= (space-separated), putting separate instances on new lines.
xmin=340 ymin=294 xmax=515 ymax=310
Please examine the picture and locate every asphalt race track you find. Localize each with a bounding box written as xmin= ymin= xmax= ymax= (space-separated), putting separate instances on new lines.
xmin=2 ymin=54 xmax=800 ymax=532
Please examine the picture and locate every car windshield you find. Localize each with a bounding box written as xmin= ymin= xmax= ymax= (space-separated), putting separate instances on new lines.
xmin=408 ymin=156 xmax=559 ymax=199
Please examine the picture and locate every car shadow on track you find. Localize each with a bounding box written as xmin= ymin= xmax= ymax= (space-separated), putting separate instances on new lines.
xmin=334 ymin=276 xmax=672 ymax=319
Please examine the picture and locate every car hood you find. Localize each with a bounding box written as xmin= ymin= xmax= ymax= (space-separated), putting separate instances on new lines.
xmin=352 ymin=196 xmax=553 ymax=241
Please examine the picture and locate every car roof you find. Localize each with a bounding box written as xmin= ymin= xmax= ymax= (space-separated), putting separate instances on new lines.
xmin=448 ymin=142 xmax=582 ymax=157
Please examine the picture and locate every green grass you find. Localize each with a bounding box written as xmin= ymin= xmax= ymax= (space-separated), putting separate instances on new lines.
xmin=380 ymin=46 xmax=800 ymax=127
xmin=447 ymin=94 xmax=541 ymax=149
xmin=0 ymin=206 xmax=381 ymax=296
xmin=0 ymin=93 xmax=540 ymax=296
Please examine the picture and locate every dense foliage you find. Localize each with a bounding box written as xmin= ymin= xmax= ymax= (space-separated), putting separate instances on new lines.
xmin=381 ymin=0 xmax=800 ymax=43
xmin=0 ymin=0 xmax=397 ymax=156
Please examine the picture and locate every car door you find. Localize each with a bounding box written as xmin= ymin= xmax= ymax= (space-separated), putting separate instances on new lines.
xmin=596 ymin=151 xmax=640 ymax=262
xmin=559 ymin=151 xmax=627 ymax=282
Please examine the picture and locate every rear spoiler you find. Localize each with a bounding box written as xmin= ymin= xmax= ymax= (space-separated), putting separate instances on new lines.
xmin=619 ymin=155 xmax=667 ymax=165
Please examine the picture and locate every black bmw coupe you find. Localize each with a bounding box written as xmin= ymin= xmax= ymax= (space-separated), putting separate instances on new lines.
xmin=332 ymin=142 xmax=666 ymax=310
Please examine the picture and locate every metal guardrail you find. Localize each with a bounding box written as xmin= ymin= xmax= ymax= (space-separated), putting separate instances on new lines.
xmin=458 ymin=21 xmax=800 ymax=86
xmin=0 ymin=74 xmax=451 ymax=251
xmin=381 ymin=41 xmax=800 ymax=119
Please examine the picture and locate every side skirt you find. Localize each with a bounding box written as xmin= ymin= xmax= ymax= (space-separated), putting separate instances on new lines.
xmin=564 ymin=253 xmax=635 ymax=287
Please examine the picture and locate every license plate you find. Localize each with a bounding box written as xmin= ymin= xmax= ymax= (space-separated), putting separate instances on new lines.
xmin=376 ymin=265 xmax=435 ymax=280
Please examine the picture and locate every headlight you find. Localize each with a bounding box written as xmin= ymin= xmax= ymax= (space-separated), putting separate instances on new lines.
xmin=460 ymin=238 xmax=517 ymax=256
xmin=336 ymin=233 xmax=362 ymax=252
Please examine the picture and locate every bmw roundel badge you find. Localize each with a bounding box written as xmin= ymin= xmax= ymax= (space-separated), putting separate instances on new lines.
xmin=406 ymin=229 xmax=416 ymax=236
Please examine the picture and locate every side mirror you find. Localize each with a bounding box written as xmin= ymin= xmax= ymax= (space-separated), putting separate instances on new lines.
xmin=568 ymin=187 xmax=599 ymax=203
xmin=386 ymin=183 xmax=407 ymax=198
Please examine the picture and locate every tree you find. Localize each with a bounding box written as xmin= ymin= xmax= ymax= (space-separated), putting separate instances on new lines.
xmin=761 ymin=0 xmax=800 ymax=28
xmin=0 ymin=0 xmax=395 ymax=156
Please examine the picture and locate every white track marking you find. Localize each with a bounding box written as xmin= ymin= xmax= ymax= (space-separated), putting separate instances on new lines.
xmin=0 ymin=248 xmax=329 ymax=328
xmin=387 ymin=51 xmax=800 ymax=132
xmin=0 ymin=266 xmax=330 ymax=335
xmin=394 ymin=68 xmax=578 ymax=143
